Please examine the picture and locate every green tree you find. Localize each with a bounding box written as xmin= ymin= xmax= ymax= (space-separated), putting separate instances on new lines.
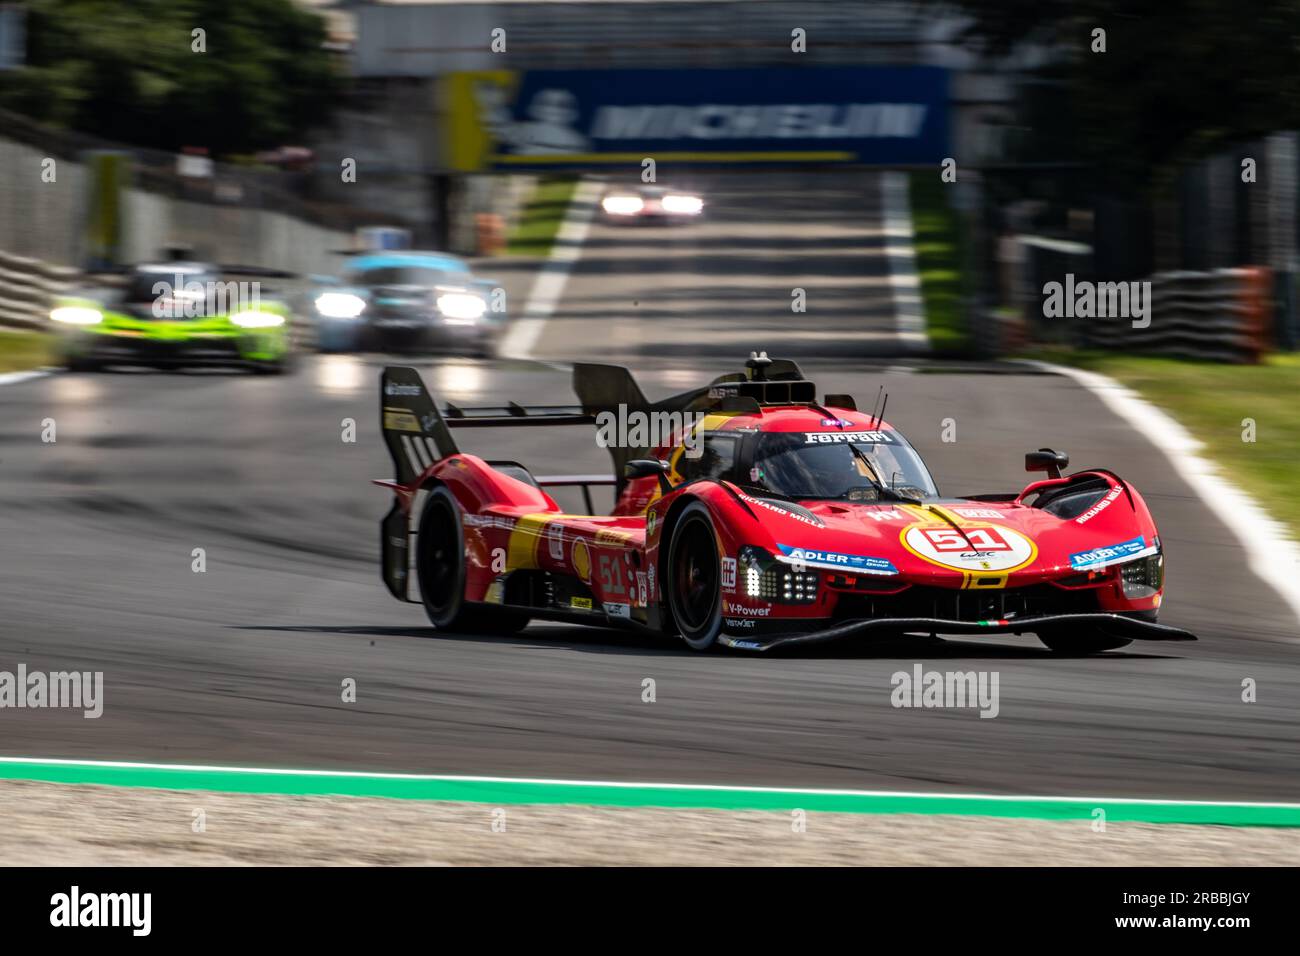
xmin=936 ymin=0 xmax=1300 ymax=188
xmin=1 ymin=0 xmax=341 ymax=155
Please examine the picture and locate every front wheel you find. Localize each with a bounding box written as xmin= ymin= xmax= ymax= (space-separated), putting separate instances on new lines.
xmin=665 ymin=502 xmax=724 ymax=651
xmin=1037 ymin=626 xmax=1133 ymax=655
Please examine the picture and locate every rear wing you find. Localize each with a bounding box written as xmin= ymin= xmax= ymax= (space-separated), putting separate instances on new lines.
xmin=378 ymin=360 xmax=810 ymax=493
xmin=380 ymin=366 xmax=461 ymax=486
xmin=379 ymin=366 xmax=609 ymax=476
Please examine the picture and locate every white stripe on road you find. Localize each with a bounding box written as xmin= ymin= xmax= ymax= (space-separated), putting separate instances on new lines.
xmin=0 ymin=368 xmax=51 ymax=386
xmin=1027 ymin=359 xmax=1300 ymax=627
xmin=497 ymin=177 xmax=603 ymax=360
xmin=879 ymin=171 xmax=930 ymax=354
xmin=3 ymin=755 xmax=1300 ymax=810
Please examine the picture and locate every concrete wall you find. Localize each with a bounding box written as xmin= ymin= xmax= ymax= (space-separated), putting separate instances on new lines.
xmin=0 ymin=136 xmax=350 ymax=276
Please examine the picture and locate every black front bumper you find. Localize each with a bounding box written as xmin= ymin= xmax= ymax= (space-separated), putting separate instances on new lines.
xmin=365 ymin=322 xmax=490 ymax=353
xmin=76 ymin=335 xmax=247 ymax=367
xmin=719 ymin=612 xmax=1197 ymax=652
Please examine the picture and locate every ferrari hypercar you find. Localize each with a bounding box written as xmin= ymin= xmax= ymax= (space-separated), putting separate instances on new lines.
xmin=599 ymin=185 xmax=704 ymax=223
xmin=308 ymin=252 xmax=504 ymax=356
xmin=51 ymin=260 xmax=293 ymax=373
xmin=374 ymin=354 xmax=1196 ymax=654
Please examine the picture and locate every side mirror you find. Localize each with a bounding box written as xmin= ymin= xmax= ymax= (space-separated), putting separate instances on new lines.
xmin=624 ymin=459 xmax=673 ymax=494
xmin=1025 ymin=448 xmax=1069 ymax=479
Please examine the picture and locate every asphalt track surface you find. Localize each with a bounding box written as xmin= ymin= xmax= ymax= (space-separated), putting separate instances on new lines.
xmin=528 ymin=171 xmax=904 ymax=362
xmin=2 ymin=172 xmax=1298 ymax=802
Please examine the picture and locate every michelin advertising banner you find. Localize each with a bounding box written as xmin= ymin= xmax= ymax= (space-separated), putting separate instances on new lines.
xmin=442 ymin=67 xmax=949 ymax=170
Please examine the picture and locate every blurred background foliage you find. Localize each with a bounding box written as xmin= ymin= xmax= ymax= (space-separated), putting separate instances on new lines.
xmin=940 ymin=0 xmax=1300 ymax=190
xmin=0 ymin=0 xmax=342 ymax=155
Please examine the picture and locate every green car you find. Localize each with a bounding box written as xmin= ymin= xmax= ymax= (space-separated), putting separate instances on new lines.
xmin=52 ymin=261 xmax=293 ymax=373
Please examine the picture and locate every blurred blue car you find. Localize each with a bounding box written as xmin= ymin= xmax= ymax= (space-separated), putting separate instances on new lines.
xmin=308 ymin=252 xmax=505 ymax=356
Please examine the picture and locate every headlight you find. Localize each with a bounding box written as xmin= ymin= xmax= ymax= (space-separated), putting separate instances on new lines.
xmin=230 ymin=310 xmax=286 ymax=328
xmin=738 ymin=546 xmax=818 ymax=604
xmin=435 ymin=292 xmax=487 ymax=322
xmin=315 ymin=292 xmax=366 ymax=319
xmin=50 ymin=306 xmax=103 ymax=325
xmin=662 ymin=194 xmax=703 ymax=215
xmin=1119 ymin=551 xmax=1163 ymax=599
xmin=602 ymin=195 xmax=644 ymax=216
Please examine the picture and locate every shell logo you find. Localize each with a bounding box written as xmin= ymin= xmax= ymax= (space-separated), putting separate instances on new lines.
xmin=572 ymin=537 xmax=592 ymax=583
xmin=900 ymin=523 xmax=1037 ymax=573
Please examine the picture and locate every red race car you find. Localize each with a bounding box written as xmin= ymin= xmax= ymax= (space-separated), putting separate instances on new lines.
xmin=375 ymin=354 xmax=1196 ymax=654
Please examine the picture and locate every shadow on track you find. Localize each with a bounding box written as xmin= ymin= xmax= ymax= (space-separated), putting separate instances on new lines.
xmin=233 ymin=624 xmax=1177 ymax=662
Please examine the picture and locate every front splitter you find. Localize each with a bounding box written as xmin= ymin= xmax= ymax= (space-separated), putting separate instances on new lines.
xmin=719 ymin=613 xmax=1197 ymax=652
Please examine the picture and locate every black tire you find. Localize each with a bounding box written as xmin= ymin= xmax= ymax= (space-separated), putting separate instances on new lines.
xmin=65 ymin=355 xmax=99 ymax=372
xmin=665 ymin=502 xmax=724 ymax=651
xmin=415 ymin=486 xmax=529 ymax=634
xmin=1037 ymin=626 xmax=1133 ymax=655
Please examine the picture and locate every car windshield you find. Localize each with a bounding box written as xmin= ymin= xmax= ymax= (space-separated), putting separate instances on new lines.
xmin=126 ymin=271 xmax=218 ymax=303
xmin=349 ymin=264 xmax=467 ymax=287
xmin=750 ymin=431 xmax=938 ymax=501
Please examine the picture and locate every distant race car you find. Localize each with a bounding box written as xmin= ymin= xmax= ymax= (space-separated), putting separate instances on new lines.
xmin=599 ymin=185 xmax=704 ymax=223
xmin=51 ymin=261 xmax=293 ymax=373
xmin=308 ymin=251 xmax=504 ymax=356
xmin=373 ymin=354 xmax=1196 ymax=654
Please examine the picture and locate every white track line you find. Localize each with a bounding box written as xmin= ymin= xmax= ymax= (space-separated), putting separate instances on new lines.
xmin=3 ymin=755 xmax=1300 ymax=809
xmin=879 ymin=171 xmax=930 ymax=354
xmin=1027 ymin=359 xmax=1300 ymax=626
xmin=0 ymin=368 xmax=51 ymax=386
xmin=497 ymin=177 xmax=603 ymax=360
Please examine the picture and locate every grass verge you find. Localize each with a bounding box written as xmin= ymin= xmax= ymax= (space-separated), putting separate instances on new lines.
xmin=1025 ymin=349 xmax=1300 ymax=539
xmin=506 ymin=177 xmax=579 ymax=257
xmin=0 ymin=330 xmax=54 ymax=373
xmin=909 ymin=172 xmax=969 ymax=355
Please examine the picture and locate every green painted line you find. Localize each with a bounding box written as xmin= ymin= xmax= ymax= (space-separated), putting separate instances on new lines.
xmin=2 ymin=758 xmax=1298 ymax=826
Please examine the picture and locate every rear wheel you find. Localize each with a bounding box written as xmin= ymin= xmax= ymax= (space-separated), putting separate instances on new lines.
xmin=665 ymin=502 xmax=724 ymax=651
xmin=415 ymin=486 xmax=529 ymax=634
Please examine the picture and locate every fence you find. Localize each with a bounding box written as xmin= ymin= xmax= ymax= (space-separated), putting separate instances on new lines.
xmin=1082 ymin=268 xmax=1272 ymax=363
xmin=0 ymin=249 xmax=76 ymax=330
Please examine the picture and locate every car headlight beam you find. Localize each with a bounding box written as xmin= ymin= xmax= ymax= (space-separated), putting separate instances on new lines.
xmin=435 ymin=292 xmax=487 ymax=322
xmin=602 ymin=195 xmax=644 ymax=216
xmin=662 ymin=194 xmax=703 ymax=215
xmin=314 ymin=292 xmax=366 ymax=319
xmin=50 ymin=306 xmax=103 ymax=325
xmin=230 ymin=310 xmax=286 ymax=329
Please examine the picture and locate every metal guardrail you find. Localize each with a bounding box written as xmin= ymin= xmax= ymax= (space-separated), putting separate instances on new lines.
xmin=0 ymin=249 xmax=76 ymax=330
xmin=1083 ymin=268 xmax=1272 ymax=363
